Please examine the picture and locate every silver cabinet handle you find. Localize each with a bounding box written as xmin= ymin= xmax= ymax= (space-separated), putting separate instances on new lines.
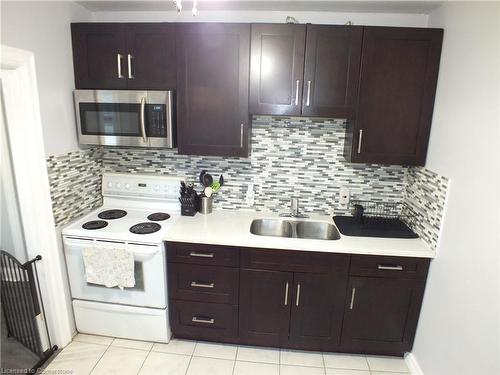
xmin=284 ymin=282 xmax=289 ymax=306
xmin=377 ymin=265 xmax=403 ymax=271
xmin=192 ymin=317 xmax=214 ymax=324
xmin=117 ymin=54 xmax=124 ymax=78
xmin=295 ymin=283 xmax=301 ymax=306
xmin=306 ymin=80 xmax=311 ymax=106
xmin=140 ymin=97 xmax=147 ymax=142
xmin=349 ymin=287 xmax=356 ymax=310
xmin=189 ymin=251 xmax=214 ymax=258
xmin=357 ymin=129 xmax=363 ymax=154
xmin=294 ymin=80 xmax=300 ymax=106
xmin=191 ymin=281 xmax=215 ymax=288
xmin=127 ymin=54 xmax=134 ymax=79
xmin=240 ymin=124 xmax=244 ymax=148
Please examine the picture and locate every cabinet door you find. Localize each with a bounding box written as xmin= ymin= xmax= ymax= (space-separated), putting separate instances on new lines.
xmin=346 ymin=27 xmax=443 ymax=165
xmin=302 ymin=25 xmax=362 ymax=118
xmin=71 ymin=23 xmax=127 ymax=89
xmin=176 ymin=23 xmax=250 ymax=157
xmin=289 ymin=272 xmax=348 ymax=351
xmin=239 ymin=269 xmax=292 ymax=347
xmin=125 ymin=23 xmax=176 ymax=90
xmin=249 ymin=24 xmax=306 ymax=115
xmin=341 ymin=277 xmax=426 ymax=355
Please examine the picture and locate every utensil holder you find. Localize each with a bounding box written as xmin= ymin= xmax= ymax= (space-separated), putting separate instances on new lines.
xmin=200 ymin=196 xmax=213 ymax=214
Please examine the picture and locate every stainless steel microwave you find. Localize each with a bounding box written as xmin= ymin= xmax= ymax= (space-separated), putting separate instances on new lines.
xmin=73 ymin=90 xmax=176 ymax=148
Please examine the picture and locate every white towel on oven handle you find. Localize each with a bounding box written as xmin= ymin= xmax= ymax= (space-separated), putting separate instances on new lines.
xmin=83 ymin=244 xmax=135 ymax=290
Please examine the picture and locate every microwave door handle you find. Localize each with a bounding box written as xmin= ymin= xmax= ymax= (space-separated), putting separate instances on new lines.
xmin=140 ymin=97 xmax=147 ymax=143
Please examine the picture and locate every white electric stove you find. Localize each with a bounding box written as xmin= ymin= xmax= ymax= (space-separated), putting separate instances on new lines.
xmin=62 ymin=173 xmax=184 ymax=343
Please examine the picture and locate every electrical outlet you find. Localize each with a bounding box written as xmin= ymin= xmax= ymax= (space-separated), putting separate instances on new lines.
xmin=339 ymin=187 xmax=350 ymax=206
xmin=245 ymin=183 xmax=255 ymax=206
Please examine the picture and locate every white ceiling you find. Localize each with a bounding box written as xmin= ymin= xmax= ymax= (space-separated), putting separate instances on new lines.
xmin=77 ymin=1 xmax=444 ymax=14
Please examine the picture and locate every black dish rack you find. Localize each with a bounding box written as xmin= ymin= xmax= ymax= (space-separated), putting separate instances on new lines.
xmin=334 ymin=200 xmax=420 ymax=239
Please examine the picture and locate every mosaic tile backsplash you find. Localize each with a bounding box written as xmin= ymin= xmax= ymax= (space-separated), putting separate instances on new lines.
xmin=46 ymin=116 xmax=448 ymax=250
xmin=403 ymin=167 xmax=449 ymax=250
xmin=46 ymin=148 xmax=102 ymax=227
xmin=101 ymin=117 xmax=408 ymax=215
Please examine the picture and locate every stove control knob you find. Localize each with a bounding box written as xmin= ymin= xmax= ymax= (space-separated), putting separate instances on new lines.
xmin=125 ymin=183 xmax=130 ymax=190
xmin=153 ymin=184 xmax=160 ymax=191
xmin=116 ymin=182 xmax=121 ymax=189
xmin=107 ymin=182 xmax=113 ymax=188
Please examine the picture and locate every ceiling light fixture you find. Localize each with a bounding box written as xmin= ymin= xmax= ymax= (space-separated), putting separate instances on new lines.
xmin=173 ymin=0 xmax=198 ymax=16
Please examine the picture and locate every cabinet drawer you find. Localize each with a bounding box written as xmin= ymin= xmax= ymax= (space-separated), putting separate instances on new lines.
xmin=350 ymin=255 xmax=430 ymax=279
xmin=170 ymin=300 xmax=238 ymax=341
xmin=241 ymin=248 xmax=349 ymax=274
xmin=166 ymin=242 xmax=239 ymax=267
xmin=168 ymin=263 xmax=239 ymax=304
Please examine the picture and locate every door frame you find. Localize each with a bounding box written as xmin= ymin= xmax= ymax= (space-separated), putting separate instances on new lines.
xmin=1 ymin=45 xmax=74 ymax=346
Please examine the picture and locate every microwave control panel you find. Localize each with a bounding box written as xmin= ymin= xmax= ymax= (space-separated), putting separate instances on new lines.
xmin=146 ymin=104 xmax=167 ymax=138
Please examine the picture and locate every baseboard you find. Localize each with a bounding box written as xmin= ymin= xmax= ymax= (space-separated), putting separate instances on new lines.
xmin=405 ymin=352 xmax=424 ymax=375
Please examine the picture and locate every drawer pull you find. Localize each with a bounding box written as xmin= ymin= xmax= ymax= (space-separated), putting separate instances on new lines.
xmin=189 ymin=251 xmax=214 ymax=258
xmin=377 ymin=265 xmax=403 ymax=271
xmin=349 ymin=287 xmax=356 ymax=310
xmin=192 ymin=317 xmax=215 ymax=324
xmin=284 ymin=282 xmax=289 ymax=306
xmin=190 ymin=281 xmax=215 ymax=288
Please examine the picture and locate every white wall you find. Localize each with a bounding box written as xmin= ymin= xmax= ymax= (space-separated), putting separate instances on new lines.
xmin=412 ymin=2 xmax=500 ymax=374
xmin=91 ymin=9 xmax=428 ymax=27
xmin=0 ymin=1 xmax=92 ymax=157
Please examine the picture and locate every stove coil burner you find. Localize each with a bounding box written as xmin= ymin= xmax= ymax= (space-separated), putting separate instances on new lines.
xmin=147 ymin=212 xmax=170 ymax=221
xmin=98 ymin=209 xmax=127 ymax=220
xmin=130 ymin=222 xmax=161 ymax=235
xmin=82 ymin=220 xmax=108 ymax=230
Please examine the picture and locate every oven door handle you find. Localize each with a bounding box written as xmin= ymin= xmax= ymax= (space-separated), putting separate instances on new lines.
xmin=140 ymin=96 xmax=147 ymax=143
xmin=132 ymin=249 xmax=160 ymax=257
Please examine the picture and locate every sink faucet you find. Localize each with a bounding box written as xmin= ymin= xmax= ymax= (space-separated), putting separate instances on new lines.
xmin=280 ymin=197 xmax=309 ymax=218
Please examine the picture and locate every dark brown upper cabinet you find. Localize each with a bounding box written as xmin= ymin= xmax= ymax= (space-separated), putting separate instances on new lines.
xmin=71 ymin=23 xmax=176 ymax=90
xmin=344 ymin=27 xmax=443 ymax=166
xmin=125 ymin=23 xmax=176 ymax=90
xmin=72 ymin=23 xmax=127 ymax=89
xmin=302 ymin=25 xmax=363 ymax=118
xmin=249 ymin=24 xmax=306 ymax=116
xmin=249 ymin=24 xmax=362 ymax=118
xmin=176 ymin=23 xmax=250 ymax=157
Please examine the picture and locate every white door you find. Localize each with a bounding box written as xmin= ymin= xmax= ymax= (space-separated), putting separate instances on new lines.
xmin=0 ymin=88 xmax=27 ymax=262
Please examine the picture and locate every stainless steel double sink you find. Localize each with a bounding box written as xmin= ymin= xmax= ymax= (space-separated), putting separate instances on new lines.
xmin=250 ymin=219 xmax=340 ymax=241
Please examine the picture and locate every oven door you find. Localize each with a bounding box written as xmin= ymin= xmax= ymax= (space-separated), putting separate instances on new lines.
xmin=63 ymin=237 xmax=167 ymax=309
xmin=74 ymin=90 xmax=173 ymax=148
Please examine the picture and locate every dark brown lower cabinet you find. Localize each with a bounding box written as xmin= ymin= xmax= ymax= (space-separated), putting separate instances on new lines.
xmin=166 ymin=242 xmax=429 ymax=357
xmin=170 ymin=300 xmax=238 ymax=342
xmin=239 ymin=269 xmax=292 ymax=347
xmin=289 ymin=273 xmax=347 ymax=351
xmin=341 ymin=276 xmax=427 ymax=355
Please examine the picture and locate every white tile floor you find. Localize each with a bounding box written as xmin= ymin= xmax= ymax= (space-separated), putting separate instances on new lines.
xmin=43 ymin=334 xmax=410 ymax=375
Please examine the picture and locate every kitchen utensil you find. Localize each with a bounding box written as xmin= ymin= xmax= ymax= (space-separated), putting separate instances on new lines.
xmin=202 ymin=173 xmax=213 ymax=187
xmin=210 ymin=182 xmax=221 ymax=193
xmin=199 ymin=170 xmax=207 ymax=185
xmin=204 ymin=186 xmax=213 ymax=198
xmin=219 ymin=174 xmax=224 ymax=186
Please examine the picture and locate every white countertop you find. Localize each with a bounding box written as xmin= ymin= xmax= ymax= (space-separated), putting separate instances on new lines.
xmin=163 ymin=210 xmax=435 ymax=258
